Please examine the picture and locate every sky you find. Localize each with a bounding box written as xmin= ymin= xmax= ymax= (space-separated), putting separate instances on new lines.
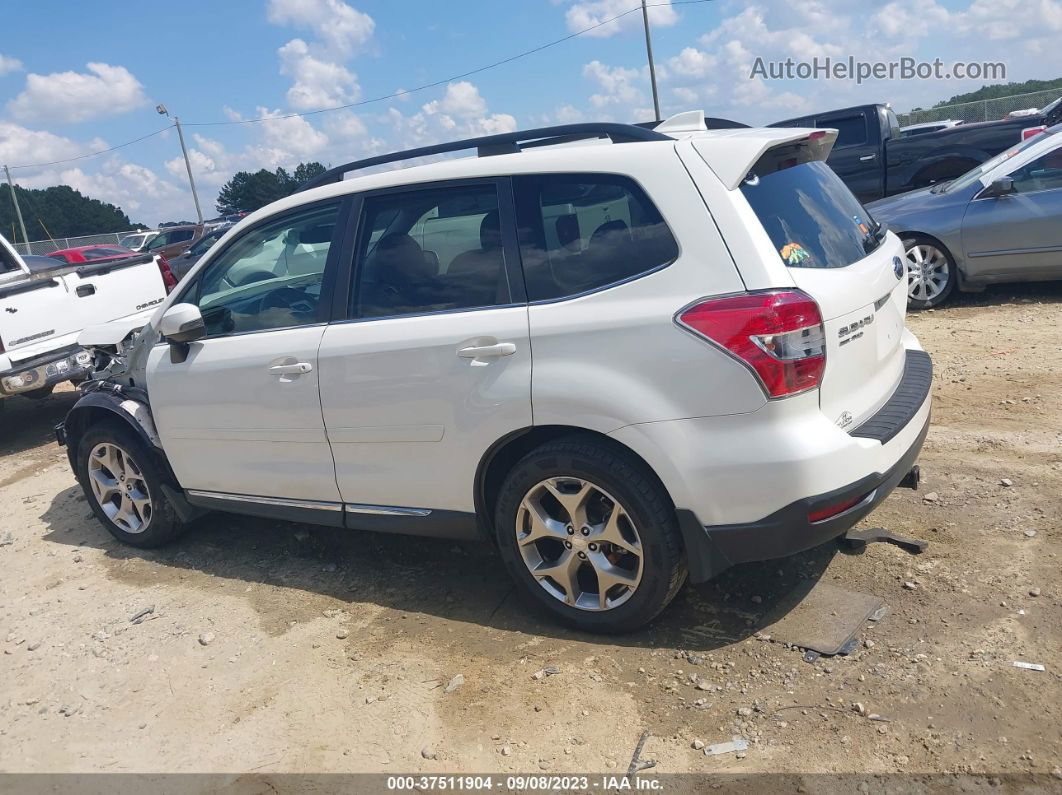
xmin=0 ymin=0 xmax=1059 ymax=227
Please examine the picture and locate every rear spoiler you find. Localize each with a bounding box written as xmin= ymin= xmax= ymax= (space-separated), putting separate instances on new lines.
xmin=693 ymin=128 xmax=838 ymax=190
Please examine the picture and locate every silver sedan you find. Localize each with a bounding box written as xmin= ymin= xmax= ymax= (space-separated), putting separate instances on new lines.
xmin=868 ymin=124 xmax=1062 ymax=308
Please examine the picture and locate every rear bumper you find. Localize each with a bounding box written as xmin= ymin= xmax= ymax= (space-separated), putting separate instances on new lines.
xmin=677 ymin=412 xmax=929 ymax=582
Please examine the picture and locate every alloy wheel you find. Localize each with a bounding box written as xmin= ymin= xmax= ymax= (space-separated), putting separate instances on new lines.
xmin=87 ymin=442 xmax=153 ymax=534
xmin=515 ymin=477 xmax=643 ymax=611
xmin=905 ymin=243 xmax=950 ymax=303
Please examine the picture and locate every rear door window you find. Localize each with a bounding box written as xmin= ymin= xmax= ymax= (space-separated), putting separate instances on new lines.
xmin=820 ymin=114 xmax=868 ymax=148
xmin=351 ymin=183 xmax=512 ymax=320
xmin=741 ymin=160 xmax=882 ymax=269
xmin=512 ymin=174 xmax=678 ymax=301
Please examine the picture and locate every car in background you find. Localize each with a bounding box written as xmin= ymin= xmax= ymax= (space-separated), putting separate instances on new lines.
xmin=143 ymin=224 xmax=204 ymax=260
xmin=48 ymin=244 xmax=177 ymax=292
xmin=869 ymin=124 xmax=1062 ymax=308
xmin=168 ymin=226 xmax=229 ymax=280
xmin=118 ymin=231 xmax=159 ymax=252
xmin=49 ymin=244 xmax=138 ymax=265
xmin=899 ymin=119 xmax=963 ymax=138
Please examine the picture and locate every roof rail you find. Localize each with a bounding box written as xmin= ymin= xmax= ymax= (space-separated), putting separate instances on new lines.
xmin=295 ymin=123 xmax=671 ymax=193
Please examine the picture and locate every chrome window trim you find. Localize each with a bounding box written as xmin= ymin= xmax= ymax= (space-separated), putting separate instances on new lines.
xmin=345 ymin=503 xmax=432 ymax=517
xmin=185 ymin=490 xmax=343 ymax=512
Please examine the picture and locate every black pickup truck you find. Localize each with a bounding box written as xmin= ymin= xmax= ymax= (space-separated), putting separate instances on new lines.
xmin=770 ymin=99 xmax=1061 ymax=202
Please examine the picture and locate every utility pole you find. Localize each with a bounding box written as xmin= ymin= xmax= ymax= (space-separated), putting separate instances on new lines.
xmin=156 ymin=104 xmax=204 ymax=225
xmin=3 ymin=165 xmax=30 ymax=247
xmin=641 ymin=0 xmax=661 ymax=122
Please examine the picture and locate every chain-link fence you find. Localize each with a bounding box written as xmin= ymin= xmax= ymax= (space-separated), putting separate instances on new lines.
xmin=9 ymin=231 xmax=142 ymax=257
xmin=897 ymin=89 xmax=1061 ymax=127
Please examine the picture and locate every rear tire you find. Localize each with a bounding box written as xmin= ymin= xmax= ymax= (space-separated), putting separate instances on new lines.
xmin=494 ymin=437 xmax=687 ymax=633
xmin=902 ymin=236 xmax=956 ymax=309
xmin=75 ymin=421 xmax=187 ymax=548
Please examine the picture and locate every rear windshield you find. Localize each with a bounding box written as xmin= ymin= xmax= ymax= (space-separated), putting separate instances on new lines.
xmin=741 ymin=160 xmax=882 ymax=269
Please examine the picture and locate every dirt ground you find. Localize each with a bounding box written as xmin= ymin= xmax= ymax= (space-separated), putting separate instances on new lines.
xmin=0 ymin=282 xmax=1060 ymax=781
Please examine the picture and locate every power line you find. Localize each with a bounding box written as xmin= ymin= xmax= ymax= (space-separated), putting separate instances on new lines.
xmin=5 ymin=0 xmax=719 ymax=168
xmin=6 ymin=126 xmax=172 ymax=171
xmin=184 ymin=0 xmax=717 ymax=127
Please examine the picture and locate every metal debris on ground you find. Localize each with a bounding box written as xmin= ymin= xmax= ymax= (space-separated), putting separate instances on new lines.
xmin=762 ymin=580 xmax=884 ymax=657
xmin=841 ymin=527 xmax=928 ymax=554
xmin=625 ymin=729 xmax=657 ymax=777
xmin=531 ymin=665 xmax=561 ymax=680
xmin=704 ymin=736 xmax=749 ymax=757
xmin=1012 ymin=661 xmax=1046 ymax=671
xmin=129 ymin=606 xmax=155 ymax=624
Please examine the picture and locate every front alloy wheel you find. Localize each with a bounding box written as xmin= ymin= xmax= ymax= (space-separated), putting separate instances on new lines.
xmin=87 ymin=442 xmax=153 ymax=533
xmin=516 ymin=477 xmax=643 ymax=611
xmin=904 ymin=238 xmax=955 ymax=309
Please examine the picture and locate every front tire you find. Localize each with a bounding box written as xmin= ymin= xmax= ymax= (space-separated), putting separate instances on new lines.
xmin=494 ymin=437 xmax=687 ymax=633
xmin=75 ymin=421 xmax=186 ymax=548
xmin=903 ymin=236 xmax=956 ymax=309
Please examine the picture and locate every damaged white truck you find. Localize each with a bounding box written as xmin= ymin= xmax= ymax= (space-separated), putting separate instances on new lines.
xmin=0 ymin=233 xmax=170 ymax=402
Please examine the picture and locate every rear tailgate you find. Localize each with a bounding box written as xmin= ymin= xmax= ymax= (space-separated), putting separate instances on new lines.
xmin=693 ymin=130 xmax=910 ymax=429
xmin=63 ymin=254 xmax=167 ymax=333
xmin=785 ymin=240 xmax=908 ymax=429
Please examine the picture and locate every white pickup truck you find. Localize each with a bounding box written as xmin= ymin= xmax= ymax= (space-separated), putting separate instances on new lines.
xmin=0 ymin=233 xmax=170 ymax=401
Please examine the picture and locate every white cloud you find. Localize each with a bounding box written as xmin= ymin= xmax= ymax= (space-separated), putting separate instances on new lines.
xmin=564 ymin=0 xmax=678 ymax=38
xmin=871 ymin=0 xmax=951 ymax=38
xmin=17 ymin=158 xmax=187 ymax=224
xmin=0 ymin=121 xmax=93 ymax=168
xmin=583 ymin=61 xmax=645 ymax=112
xmin=7 ymin=62 xmax=147 ymax=124
xmin=278 ymin=38 xmax=361 ymax=110
xmin=422 ymin=81 xmax=488 ymax=118
xmin=267 ymin=0 xmax=375 ymax=56
xmin=667 ymin=47 xmax=717 ymax=79
xmin=0 ymin=54 xmax=22 ymax=76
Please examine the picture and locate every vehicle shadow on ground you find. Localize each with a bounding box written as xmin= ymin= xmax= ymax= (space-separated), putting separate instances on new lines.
xmin=40 ymin=484 xmax=838 ymax=654
xmin=0 ymin=389 xmax=78 ymax=458
xmin=938 ymin=278 xmax=1062 ymax=310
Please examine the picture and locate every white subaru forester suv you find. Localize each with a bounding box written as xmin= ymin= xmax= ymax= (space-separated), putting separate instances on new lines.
xmin=58 ymin=112 xmax=931 ymax=633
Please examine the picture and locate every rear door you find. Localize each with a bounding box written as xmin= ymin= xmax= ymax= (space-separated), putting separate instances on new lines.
xmin=318 ymin=179 xmax=531 ymax=522
xmin=735 ymin=155 xmax=907 ymax=429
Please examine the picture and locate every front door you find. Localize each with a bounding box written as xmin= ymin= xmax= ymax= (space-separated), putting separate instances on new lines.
xmin=148 ymin=200 xmax=345 ymax=502
xmin=962 ymin=144 xmax=1062 ymax=279
xmin=318 ymin=180 xmax=531 ymax=525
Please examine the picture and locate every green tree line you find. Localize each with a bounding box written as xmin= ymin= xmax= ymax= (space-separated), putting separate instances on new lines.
xmin=1 ymin=183 xmax=139 ymax=244
xmin=911 ymin=77 xmax=1062 ymax=111
xmin=215 ymin=161 xmax=327 ymax=215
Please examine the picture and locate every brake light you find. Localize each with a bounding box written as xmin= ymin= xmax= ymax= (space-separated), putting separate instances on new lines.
xmin=677 ymin=290 xmax=826 ymax=398
xmin=157 ymin=255 xmax=177 ymax=293
xmin=1022 ymin=125 xmax=1046 ymax=140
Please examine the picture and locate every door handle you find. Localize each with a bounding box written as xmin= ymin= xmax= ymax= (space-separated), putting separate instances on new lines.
xmin=457 ymin=342 xmax=516 ymax=359
xmin=76 ymin=284 xmax=96 ymax=297
xmin=859 ymin=154 xmax=877 ymax=161
xmin=269 ymin=362 xmax=313 ymax=375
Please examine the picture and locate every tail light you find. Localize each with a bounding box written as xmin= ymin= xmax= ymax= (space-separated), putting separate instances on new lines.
xmin=157 ymin=255 xmax=177 ymax=292
xmin=1022 ymin=125 xmax=1046 ymax=141
xmin=677 ymin=289 xmax=826 ymax=398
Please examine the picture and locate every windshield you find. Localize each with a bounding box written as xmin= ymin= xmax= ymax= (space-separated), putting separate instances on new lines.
xmin=741 ymin=160 xmax=883 ymax=269
xmin=946 ymin=131 xmax=1057 ymax=192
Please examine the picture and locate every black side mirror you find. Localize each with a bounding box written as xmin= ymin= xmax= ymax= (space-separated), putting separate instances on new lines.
xmin=984 ymin=176 xmax=1016 ymax=198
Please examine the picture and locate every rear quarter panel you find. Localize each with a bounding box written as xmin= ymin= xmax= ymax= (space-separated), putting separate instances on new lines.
xmin=528 ymin=147 xmax=765 ymax=432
